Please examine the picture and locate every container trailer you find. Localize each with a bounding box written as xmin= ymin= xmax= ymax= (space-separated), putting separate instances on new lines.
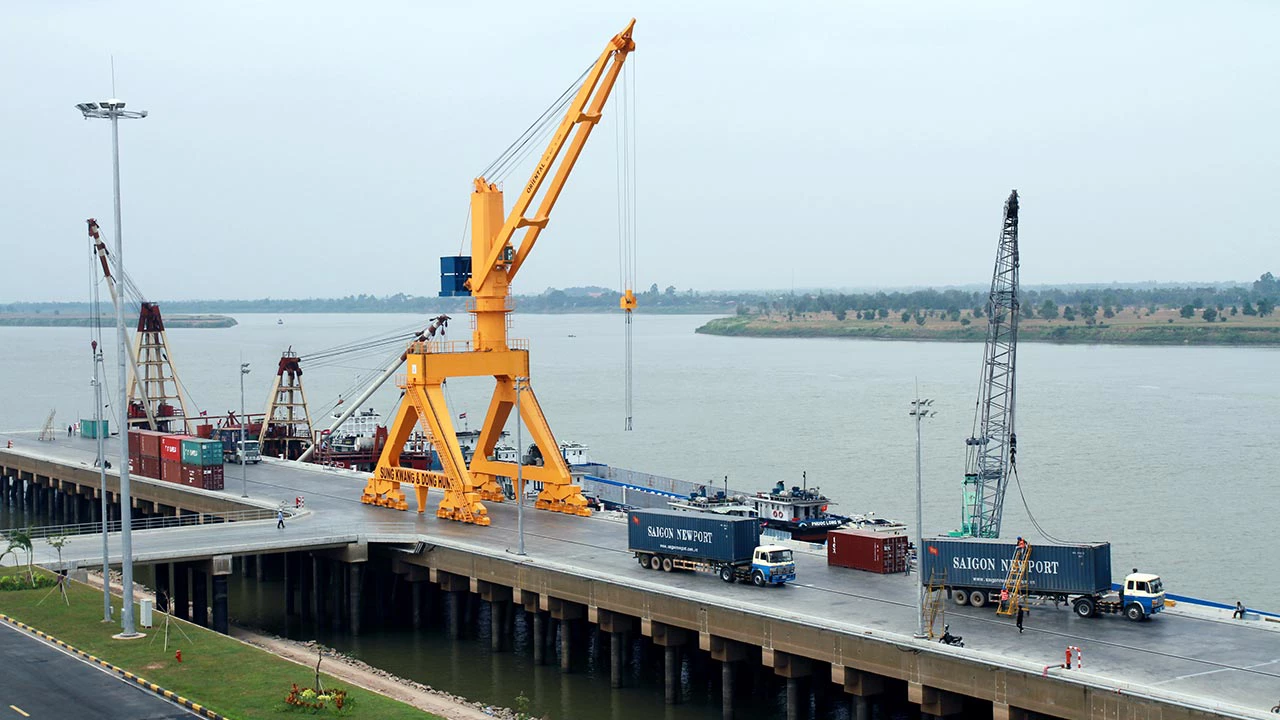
xmin=921 ymin=537 xmax=1165 ymax=621
xmin=628 ymin=509 xmax=796 ymax=586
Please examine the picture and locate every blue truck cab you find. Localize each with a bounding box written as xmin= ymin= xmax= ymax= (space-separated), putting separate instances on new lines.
xmin=1119 ymin=572 xmax=1166 ymax=619
xmin=752 ymin=545 xmax=797 ymax=586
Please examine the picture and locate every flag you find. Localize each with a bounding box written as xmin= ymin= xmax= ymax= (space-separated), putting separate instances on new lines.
xmin=200 ymin=410 xmax=208 ymax=417
xmin=458 ymin=412 xmax=467 ymax=419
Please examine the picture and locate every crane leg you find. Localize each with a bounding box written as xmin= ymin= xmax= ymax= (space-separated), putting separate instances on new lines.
xmin=515 ymin=384 xmax=590 ymax=516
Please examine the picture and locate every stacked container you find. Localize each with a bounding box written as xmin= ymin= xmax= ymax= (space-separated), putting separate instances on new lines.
xmin=79 ymin=419 xmax=109 ymax=439
xmin=827 ymin=528 xmax=910 ymax=574
xmin=128 ymin=429 xmax=167 ymax=480
xmin=180 ymin=438 xmax=224 ymax=490
xmin=160 ymin=435 xmax=187 ymax=484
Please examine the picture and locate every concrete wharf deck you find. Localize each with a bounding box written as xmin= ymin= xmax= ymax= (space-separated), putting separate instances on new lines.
xmin=2 ymin=432 xmax=1276 ymax=720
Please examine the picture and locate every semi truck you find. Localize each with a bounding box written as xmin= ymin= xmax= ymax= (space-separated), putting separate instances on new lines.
xmin=921 ymin=537 xmax=1166 ymax=622
xmin=628 ymin=509 xmax=796 ymax=586
xmin=215 ymin=428 xmax=261 ymax=464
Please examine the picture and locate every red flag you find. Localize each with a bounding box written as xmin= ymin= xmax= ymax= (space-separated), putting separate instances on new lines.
xmin=458 ymin=412 xmax=467 ymax=419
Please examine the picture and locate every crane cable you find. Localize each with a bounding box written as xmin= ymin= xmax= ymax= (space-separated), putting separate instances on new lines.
xmin=478 ymin=62 xmax=594 ymax=185
xmin=1009 ymin=462 xmax=1076 ymax=545
xmin=616 ymin=56 xmax=638 ymax=431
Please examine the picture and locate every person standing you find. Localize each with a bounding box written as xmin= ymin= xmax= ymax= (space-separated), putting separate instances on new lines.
xmin=1016 ymin=605 xmax=1027 ymax=633
xmin=276 ymin=509 xmax=285 ymax=529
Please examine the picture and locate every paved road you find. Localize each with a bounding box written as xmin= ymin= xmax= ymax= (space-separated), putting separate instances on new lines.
xmin=7 ymin=433 xmax=1280 ymax=717
xmin=0 ymin=621 xmax=192 ymax=719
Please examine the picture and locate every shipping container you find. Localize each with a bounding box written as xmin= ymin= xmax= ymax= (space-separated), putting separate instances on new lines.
xmin=127 ymin=431 xmax=141 ymax=456
xmin=920 ymin=537 xmax=1112 ymax=597
xmin=130 ymin=429 xmax=166 ymax=458
xmin=181 ymin=463 xmax=223 ymax=490
xmin=827 ymin=529 xmax=909 ymax=573
xmin=193 ymin=424 xmax=214 ymax=439
xmin=180 ymin=438 xmax=223 ymax=466
xmin=139 ymin=456 xmax=161 ymax=480
xmin=128 ymin=453 xmax=139 ymax=475
xmin=160 ymin=435 xmax=188 ymax=462
xmin=79 ymin=419 xmax=109 ymax=439
xmin=160 ymin=458 xmax=183 ymax=484
xmin=627 ymin=509 xmax=761 ymax=564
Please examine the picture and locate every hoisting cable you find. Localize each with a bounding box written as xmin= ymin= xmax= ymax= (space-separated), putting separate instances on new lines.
xmin=478 ymin=62 xmax=594 ymax=184
xmin=1010 ymin=463 xmax=1075 ymax=545
xmin=616 ymin=56 xmax=638 ymax=431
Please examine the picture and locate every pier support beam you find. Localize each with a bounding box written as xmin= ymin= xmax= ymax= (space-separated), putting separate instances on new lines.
xmin=284 ymin=552 xmax=297 ymax=616
xmin=992 ymin=702 xmax=1030 ymax=720
xmin=544 ymin=597 xmax=585 ymax=673
xmin=211 ymin=555 xmax=230 ymax=635
xmin=475 ymin=580 xmax=512 ymax=652
xmin=432 ymin=570 xmax=469 ymax=640
xmin=192 ymin=566 xmax=208 ymax=627
xmin=154 ymin=563 xmax=171 ymax=616
xmin=173 ymin=563 xmax=190 ymax=621
xmin=592 ymin=608 xmax=636 ymax=688
xmin=644 ymin=619 xmax=689 ymax=705
xmin=833 ymin=665 xmax=884 ymax=720
xmin=908 ymin=682 xmax=963 ymax=718
xmin=703 ymin=633 xmax=748 ymax=720
xmin=763 ymin=649 xmax=812 ymax=720
xmin=348 ymin=562 xmax=363 ymax=634
xmin=312 ymin=556 xmax=326 ymax=621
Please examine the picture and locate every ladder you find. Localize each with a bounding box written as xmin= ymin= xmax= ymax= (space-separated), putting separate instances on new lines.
xmin=997 ymin=540 xmax=1031 ymax=616
xmin=37 ymin=409 xmax=57 ymax=441
xmin=925 ymin=568 xmax=947 ymax=639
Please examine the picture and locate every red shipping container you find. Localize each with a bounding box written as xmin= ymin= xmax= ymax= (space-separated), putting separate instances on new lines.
xmin=827 ymin=529 xmax=909 ymax=574
xmin=181 ymin=463 xmax=224 ymax=490
xmin=203 ymin=464 xmax=224 ymax=491
xmin=127 ymin=430 xmax=141 ymax=456
xmin=139 ymin=455 xmax=161 ymax=480
xmin=160 ymin=435 xmax=189 ymax=462
xmin=161 ymin=458 xmax=183 ymax=484
xmin=132 ymin=429 xmax=165 ymax=458
xmin=128 ymin=453 xmax=140 ymax=474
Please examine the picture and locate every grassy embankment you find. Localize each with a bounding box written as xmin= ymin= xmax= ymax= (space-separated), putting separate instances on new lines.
xmin=0 ymin=566 xmax=437 ymax=719
xmin=0 ymin=314 xmax=237 ymax=328
xmin=698 ymin=307 xmax=1280 ymax=345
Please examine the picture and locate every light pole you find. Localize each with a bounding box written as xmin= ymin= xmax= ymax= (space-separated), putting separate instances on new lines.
xmin=515 ymin=376 xmax=527 ymax=556
xmin=909 ymin=391 xmax=935 ymax=639
xmin=90 ymin=341 xmax=110 ymax=623
xmin=77 ymin=98 xmax=147 ymax=639
xmin=240 ymin=363 xmax=250 ymax=498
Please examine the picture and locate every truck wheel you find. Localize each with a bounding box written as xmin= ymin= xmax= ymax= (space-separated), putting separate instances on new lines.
xmin=720 ymin=566 xmax=735 ymax=583
xmin=637 ymin=554 xmax=651 ymax=568
xmin=661 ymin=557 xmax=674 ymax=573
xmin=752 ymin=571 xmax=765 ymax=587
xmin=1125 ymin=603 xmax=1145 ymax=621
xmin=968 ymin=591 xmax=986 ymax=609
xmin=1074 ymin=598 xmax=1095 ymax=618
xmin=649 ymin=555 xmax=663 ymax=571
xmin=952 ymin=590 xmax=969 ymax=607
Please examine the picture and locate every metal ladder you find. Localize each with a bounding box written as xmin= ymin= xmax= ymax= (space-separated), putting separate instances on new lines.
xmin=997 ymin=540 xmax=1031 ymax=616
xmin=925 ymin=568 xmax=948 ymax=638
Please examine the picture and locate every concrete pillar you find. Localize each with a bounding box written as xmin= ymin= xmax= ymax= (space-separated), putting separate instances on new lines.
xmin=610 ymin=631 xmax=625 ymax=688
xmin=299 ymin=554 xmax=312 ymax=619
xmin=533 ymin=611 xmax=547 ymax=665
xmin=722 ymin=661 xmax=735 ymax=720
xmin=330 ymin=563 xmax=344 ymax=629
xmin=447 ymin=591 xmax=463 ymax=639
xmin=851 ymin=695 xmax=868 ymax=720
xmin=786 ymin=677 xmax=801 ymax=720
xmin=348 ymin=563 xmax=363 ymax=634
xmin=154 ymin=563 xmax=171 ymax=615
xmin=212 ymin=555 xmax=230 ymax=635
xmin=192 ymin=567 xmax=209 ymax=627
xmin=664 ymin=645 xmax=679 ymax=704
xmin=312 ymin=556 xmax=325 ymax=620
xmin=173 ymin=563 xmax=190 ymax=621
xmin=490 ymin=600 xmax=505 ymax=652
xmin=256 ymin=554 xmax=266 ymax=582
xmin=284 ymin=553 xmax=296 ymax=616
xmin=411 ymin=582 xmax=422 ymax=629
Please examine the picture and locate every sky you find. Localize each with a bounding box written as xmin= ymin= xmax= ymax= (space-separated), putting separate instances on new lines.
xmin=1 ymin=1 xmax=1276 ymax=302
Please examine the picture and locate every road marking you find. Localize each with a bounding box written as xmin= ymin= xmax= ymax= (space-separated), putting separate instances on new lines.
xmin=10 ymin=706 xmax=30 ymax=717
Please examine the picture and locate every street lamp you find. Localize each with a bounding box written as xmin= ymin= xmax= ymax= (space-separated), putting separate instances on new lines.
xmin=240 ymin=363 xmax=251 ymax=498
xmin=78 ymin=97 xmax=147 ymax=639
xmin=514 ymin=376 xmax=528 ymax=556
xmin=909 ymin=392 xmax=936 ymax=639
xmin=90 ymin=341 xmax=110 ymax=623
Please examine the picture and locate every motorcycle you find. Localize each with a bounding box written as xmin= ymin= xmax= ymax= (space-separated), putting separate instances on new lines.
xmin=939 ymin=624 xmax=964 ymax=647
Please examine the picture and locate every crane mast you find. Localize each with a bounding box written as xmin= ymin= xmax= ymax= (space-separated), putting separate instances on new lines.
xmin=961 ymin=190 xmax=1020 ymax=538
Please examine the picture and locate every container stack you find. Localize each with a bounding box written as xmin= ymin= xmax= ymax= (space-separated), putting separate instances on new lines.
xmin=160 ymin=434 xmax=186 ymax=484
xmin=827 ymin=528 xmax=909 ymax=574
xmin=129 ymin=429 xmax=167 ymax=480
xmin=180 ymin=438 xmax=224 ymax=490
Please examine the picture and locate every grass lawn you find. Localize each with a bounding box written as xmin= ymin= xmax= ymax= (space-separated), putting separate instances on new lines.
xmin=0 ymin=566 xmax=439 ymax=719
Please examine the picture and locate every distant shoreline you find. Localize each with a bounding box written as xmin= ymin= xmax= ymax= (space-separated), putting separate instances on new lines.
xmin=0 ymin=314 xmax=237 ymax=329
xmin=696 ymin=314 xmax=1280 ymax=346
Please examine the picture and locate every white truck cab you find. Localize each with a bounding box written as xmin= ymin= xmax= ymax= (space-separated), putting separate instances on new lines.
xmin=750 ymin=545 xmax=797 ymax=586
xmin=1120 ymin=572 xmax=1166 ymax=618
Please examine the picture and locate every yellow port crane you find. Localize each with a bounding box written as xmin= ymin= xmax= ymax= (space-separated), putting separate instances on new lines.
xmin=361 ymin=20 xmax=637 ymax=524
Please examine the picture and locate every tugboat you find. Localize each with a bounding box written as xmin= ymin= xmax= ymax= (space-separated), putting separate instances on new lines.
xmin=750 ymin=478 xmax=851 ymax=543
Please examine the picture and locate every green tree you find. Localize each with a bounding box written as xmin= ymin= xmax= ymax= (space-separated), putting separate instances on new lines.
xmin=1021 ymin=304 xmax=1034 ymax=319
xmin=834 ymin=308 xmax=847 ymax=321
xmin=1230 ymin=305 xmax=1238 ymax=316
xmin=1179 ymin=304 xmax=1196 ymax=319
xmin=915 ymin=312 xmax=926 ymax=326
xmin=1038 ymin=300 xmax=1059 ymax=320
xmin=1103 ymin=306 xmax=1115 ymax=319
xmin=1202 ymin=307 xmax=1218 ymax=322
xmin=877 ymin=307 xmax=888 ymax=319
xmin=1063 ymin=306 xmax=1076 ymax=321
xmin=972 ymin=306 xmax=984 ymax=319
xmin=900 ymin=311 xmax=911 ymax=324
xmin=1242 ymin=301 xmax=1257 ymax=316
xmin=1258 ymin=298 xmax=1275 ymax=317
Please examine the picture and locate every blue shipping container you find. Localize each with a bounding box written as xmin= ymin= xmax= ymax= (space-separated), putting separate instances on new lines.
xmin=627 ymin=509 xmax=761 ymax=564
xmin=440 ymin=255 xmax=472 ymax=274
xmin=920 ymin=537 xmax=1112 ymax=596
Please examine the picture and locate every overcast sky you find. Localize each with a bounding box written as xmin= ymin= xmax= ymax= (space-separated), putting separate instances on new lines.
xmin=2 ymin=1 xmax=1276 ymax=302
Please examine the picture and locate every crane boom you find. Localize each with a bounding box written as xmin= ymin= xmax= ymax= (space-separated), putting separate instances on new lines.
xmin=961 ymin=190 xmax=1020 ymax=538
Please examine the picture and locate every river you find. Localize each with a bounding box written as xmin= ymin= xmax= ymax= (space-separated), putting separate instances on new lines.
xmin=1 ymin=312 xmax=1275 ymax=717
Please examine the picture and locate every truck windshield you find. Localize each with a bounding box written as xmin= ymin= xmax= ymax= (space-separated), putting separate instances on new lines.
xmin=1148 ymin=578 xmax=1163 ymax=594
xmin=766 ymin=550 xmax=793 ymax=563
